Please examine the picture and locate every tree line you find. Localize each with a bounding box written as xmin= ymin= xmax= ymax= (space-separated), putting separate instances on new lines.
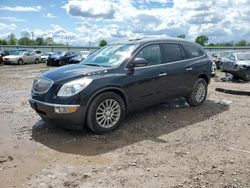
xmin=177 ymin=34 xmax=250 ymax=47
xmin=0 ymin=32 xmax=64 ymax=46
xmin=1 ymin=32 xmax=249 ymax=47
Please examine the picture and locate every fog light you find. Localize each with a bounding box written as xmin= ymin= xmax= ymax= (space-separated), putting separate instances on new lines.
xmin=54 ymin=106 xmax=78 ymax=113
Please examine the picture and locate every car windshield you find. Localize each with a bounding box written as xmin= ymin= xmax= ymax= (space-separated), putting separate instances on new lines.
xmin=80 ymin=44 xmax=137 ymax=67
xmin=236 ymin=53 xmax=250 ymax=60
xmin=11 ymin=51 xmax=23 ymax=55
xmin=53 ymin=52 xmax=63 ymax=55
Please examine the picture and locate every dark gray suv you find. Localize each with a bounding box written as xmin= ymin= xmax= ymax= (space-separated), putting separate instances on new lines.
xmin=29 ymin=38 xmax=212 ymax=134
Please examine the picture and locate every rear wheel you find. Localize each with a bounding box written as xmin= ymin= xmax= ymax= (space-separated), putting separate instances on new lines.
xmin=186 ymin=78 xmax=207 ymax=106
xmin=35 ymin=58 xmax=39 ymax=64
xmin=18 ymin=59 xmax=24 ymax=65
xmin=86 ymin=92 xmax=126 ymax=134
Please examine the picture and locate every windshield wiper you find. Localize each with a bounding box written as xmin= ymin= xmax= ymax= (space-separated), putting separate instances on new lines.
xmin=84 ymin=63 xmax=103 ymax=67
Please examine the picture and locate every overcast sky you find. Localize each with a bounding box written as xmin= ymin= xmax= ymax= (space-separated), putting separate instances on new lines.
xmin=0 ymin=0 xmax=250 ymax=46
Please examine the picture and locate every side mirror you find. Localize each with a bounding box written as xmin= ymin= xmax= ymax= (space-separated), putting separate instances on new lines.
xmin=128 ymin=57 xmax=148 ymax=68
xmin=126 ymin=57 xmax=148 ymax=73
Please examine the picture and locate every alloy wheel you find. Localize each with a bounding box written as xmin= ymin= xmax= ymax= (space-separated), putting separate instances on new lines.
xmin=95 ymin=99 xmax=121 ymax=128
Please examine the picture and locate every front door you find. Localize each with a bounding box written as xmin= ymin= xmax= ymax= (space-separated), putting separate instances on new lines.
xmin=125 ymin=44 xmax=166 ymax=108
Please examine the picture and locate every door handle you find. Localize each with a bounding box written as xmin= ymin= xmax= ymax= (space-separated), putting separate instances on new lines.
xmin=158 ymin=73 xmax=167 ymax=77
xmin=186 ymin=67 xmax=193 ymax=71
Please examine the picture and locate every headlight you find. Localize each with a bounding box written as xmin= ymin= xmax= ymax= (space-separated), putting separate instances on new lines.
xmin=57 ymin=77 xmax=92 ymax=97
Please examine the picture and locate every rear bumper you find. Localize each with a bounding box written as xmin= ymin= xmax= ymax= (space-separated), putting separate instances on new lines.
xmin=29 ymin=98 xmax=86 ymax=130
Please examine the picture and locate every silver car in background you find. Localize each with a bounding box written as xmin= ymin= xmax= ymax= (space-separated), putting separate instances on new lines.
xmin=3 ymin=51 xmax=41 ymax=65
xmin=222 ymin=52 xmax=250 ymax=81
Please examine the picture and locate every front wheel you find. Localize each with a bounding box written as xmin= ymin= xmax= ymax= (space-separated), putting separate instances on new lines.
xmin=18 ymin=59 xmax=24 ymax=65
xmin=59 ymin=60 xmax=66 ymax=66
xmin=35 ymin=58 xmax=39 ymax=64
xmin=86 ymin=92 xmax=126 ymax=134
xmin=186 ymin=78 xmax=207 ymax=107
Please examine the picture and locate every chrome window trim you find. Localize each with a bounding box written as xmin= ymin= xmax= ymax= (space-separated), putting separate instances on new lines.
xmin=30 ymin=98 xmax=80 ymax=107
xmin=32 ymin=76 xmax=54 ymax=95
xmin=123 ymin=41 xmax=206 ymax=70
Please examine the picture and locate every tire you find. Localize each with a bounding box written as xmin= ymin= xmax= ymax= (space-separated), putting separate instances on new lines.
xmin=86 ymin=92 xmax=126 ymax=134
xmin=59 ymin=60 xmax=66 ymax=66
xmin=35 ymin=58 xmax=39 ymax=64
xmin=234 ymin=65 xmax=240 ymax=71
xmin=18 ymin=59 xmax=24 ymax=65
xmin=232 ymin=73 xmax=240 ymax=80
xmin=186 ymin=78 xmax=207 ymax=107
xmin=46 ymin=61 xmax=51 ymax=66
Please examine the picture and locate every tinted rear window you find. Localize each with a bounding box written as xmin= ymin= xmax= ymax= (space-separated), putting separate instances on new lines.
xmin=163 ymin=43 xmax=184 ymax=63
xmin=182 ymin=43 xmax=204 ymax=58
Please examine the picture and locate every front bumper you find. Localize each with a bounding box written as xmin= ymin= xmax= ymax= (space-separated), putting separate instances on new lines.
xmin=3 ymin=60 xmax=17 ymax=64
xmin=47 ymin=58 xmax=60 ymax=65
xmin=29 ymin=98 xmax=86 ymax=130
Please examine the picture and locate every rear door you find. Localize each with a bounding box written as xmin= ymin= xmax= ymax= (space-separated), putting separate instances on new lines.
xmin=159 ymin=43 xmax=189 ymax=98
xmin=180 ymin=43 xmax=208 ymax=91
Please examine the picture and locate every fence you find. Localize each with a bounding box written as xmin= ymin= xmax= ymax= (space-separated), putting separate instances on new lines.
xmin=0 ymin=45 xmax=99 ymax=53
xmin=1 ymin=45 xmax=250 ymax=53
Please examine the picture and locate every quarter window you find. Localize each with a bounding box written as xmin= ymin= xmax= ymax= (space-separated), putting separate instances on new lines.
xmin=182 ymin=44 xmax=204 ymax=58
xmin=135 ymin=44 xmax=161 ymax=66
xmin=163 ymin=43 xmax=184 ymax=63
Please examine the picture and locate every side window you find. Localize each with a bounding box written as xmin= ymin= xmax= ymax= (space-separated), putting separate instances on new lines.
xmin=182 ymin=44 xmax=204 ymax=59
xmin=135 ymin=44 xmax=161 ymax=66
xmin=163 ymin=43 xmax=184 ymax=63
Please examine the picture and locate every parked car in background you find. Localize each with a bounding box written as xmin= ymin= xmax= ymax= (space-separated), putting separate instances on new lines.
xmin=216 ymin=51 xmax=236 ymax=69
xmin=41 ymin=52 xmax=53 ymax=63
xmin=211 ymin=61 xmax=216 ymax=76
xmin=68 ymin=51 xmax=91 ymax=64
xmin=29 ymin=38 xmax=212 ymax=134
xmin=34 ymin=50 xmax=42 ymax=55
xmin=221 ymin=52 xmax=250 ymax=81
xmin=80 ymin=50 xmax=91 ymax=58
xmin=0 ymin=53 xmax=2 ymax=65
xmin=68 ymin=55 xmax=85 ymax=64
xmin=46 ymin=51 xmax=77 ymax=66
xmin=3 ymin=50 xmax=41 ymax=65
xmin=207 ymin=52 xmax=217 ymax=76
xmin=1 ymin=50 xmax=12 ymax=57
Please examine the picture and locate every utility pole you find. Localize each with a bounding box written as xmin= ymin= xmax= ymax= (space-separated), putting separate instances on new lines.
xmin=31 ymin=32 xmax=34 ymax=45
xmin=65 ymin=35 xmax=68 ymax=46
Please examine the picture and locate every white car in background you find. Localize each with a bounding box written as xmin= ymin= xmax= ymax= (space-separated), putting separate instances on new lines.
xmin=3 ymin=50 xmax=41 ymax=65
xmin=41 ymin=52 xmax=54 ymax=63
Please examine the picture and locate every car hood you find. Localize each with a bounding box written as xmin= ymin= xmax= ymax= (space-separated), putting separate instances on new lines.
xmin=4 ymin=55 xmax=21 ymax=59
xmin=41 ymin=64 xmax=108 ymax=82
xmin=50 ymin=54 xmax=64 ymax=59
xmin=237 ymin=60 xmax=250 ymax=66
xmin=70 ymin=56 xmax=82 ymax=61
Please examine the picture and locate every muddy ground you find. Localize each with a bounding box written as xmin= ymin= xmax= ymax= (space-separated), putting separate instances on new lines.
xmin=0 ymin=64 xmax=249 ymax=188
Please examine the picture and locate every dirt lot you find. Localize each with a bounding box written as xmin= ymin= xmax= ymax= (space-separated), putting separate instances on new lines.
xmin=0 ymin=64 xmax=249 ymax=188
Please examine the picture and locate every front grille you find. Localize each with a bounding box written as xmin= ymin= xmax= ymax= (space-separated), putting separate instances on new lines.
xmin=32 ymin=77 xmax=53 ymax=94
